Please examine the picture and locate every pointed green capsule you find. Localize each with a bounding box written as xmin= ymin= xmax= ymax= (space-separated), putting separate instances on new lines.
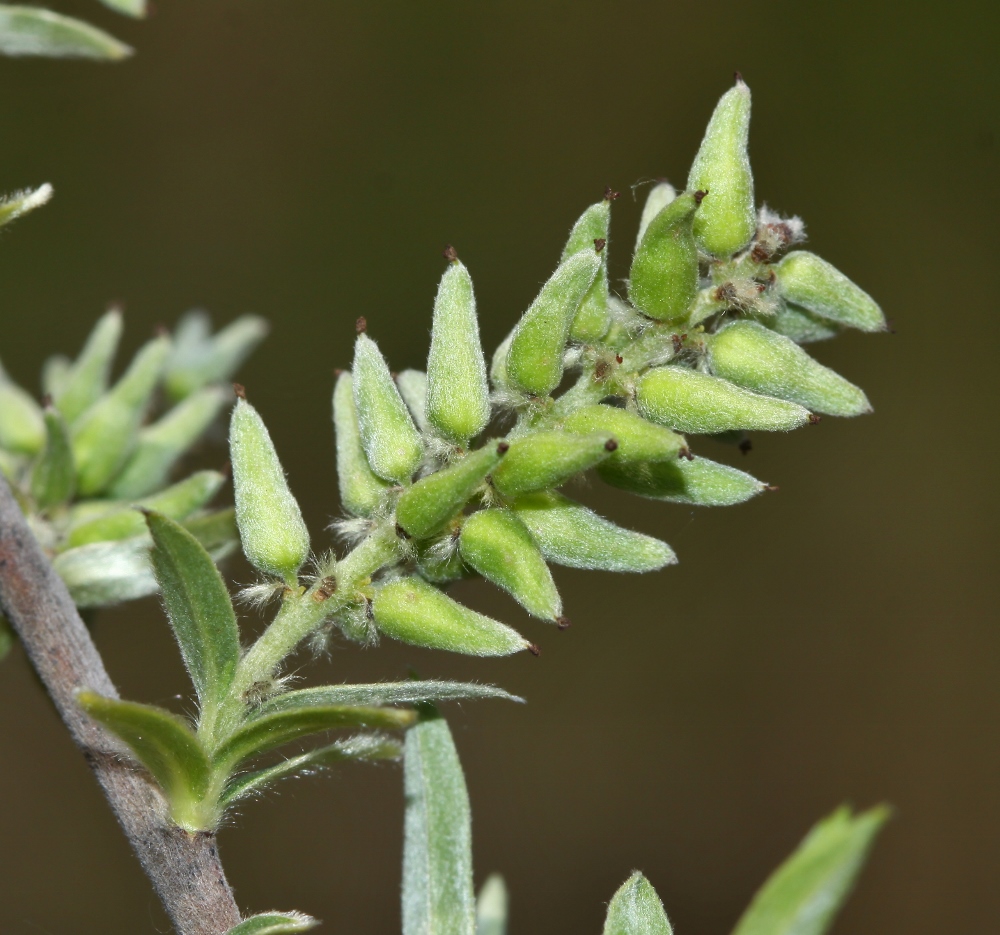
xmin=30 ymin=405 xmax=75 ymax=509
xmin=230 ymin=395 xmax=310 ymax=584
xmin=373 ymin=575 xmax=529 ymax=657
xmin=0 ymin=361 xmax=44 ymax=455
xmin=776 ymin=251 xmax=885 ymax=332
xmin=459 ymin=509 xmax=562 ymax=622
xmin=687 ymin=77 xmax=755 ymax=257
xmin=628 ymin=191 xmax=702 ymax=322
xmin=56 ymin=308 xmax=123 ymax=426
xmin=71 ymin=334 xmax=171 ymax=496
xmin=598 ymin=455 xmax=766 ymax=506
xmin=109 ymin=385 xmax=230 ymax=499
xmin=426 ymin=257 xmax=491 ymax=444
xmin=333 ymin=371 xmax=392 ymax=518
xmin=353 ymin=334 xmax=424 ymax=484
xmin=635 ymin=182 xmax=676 ymax=250
xmin=165 ymin=313 xmax=269 ymax=401
xmin=67 ymin=470 xmax=226 ymax=547
xmin=562 ymin=198 xmax=612 ymax=343
xmin=512 ymin=491 xmax=675 ymax=572
xmin=491 ymin=430 xmax=615 ymax=498
xmin=709 ymin=320 xmax=871 ymax=416
xmin=603 ymin=872 xmax=673 ymax=935
xmin=396 ymin=443 xmax=506 ymax=539
xmin=489 ymin=328 xmax=515 ymax=390
xmin=505 ymin=248 xmax=602 ymax=397
xmin=771 ymin=302 xmax=840 ymax=344
xmin=41 ymin=354 xmax=72 ymax=399
xmin=396 ymin=369 xmax=430 ymax=433
xmin=561 ymin=404 xmax=686 ymax=463
xmin=637 ymin=366 xmax=811 ymax=434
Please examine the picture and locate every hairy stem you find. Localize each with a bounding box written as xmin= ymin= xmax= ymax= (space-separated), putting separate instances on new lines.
xmin=0 ymin=477 xmax=241 ymax=935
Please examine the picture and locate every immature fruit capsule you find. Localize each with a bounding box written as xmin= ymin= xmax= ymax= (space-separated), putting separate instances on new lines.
xmin=396 ymin=442 xmax=506 ymax=539
xmin=637 ymin=366 xmax=811 ymax=434
xmin=562 ymin=198 xmax=612 ymax=343
xmin=373 ymin=576 xmax=529 ymax=657
xmin=771 ymin=302 xmax=841 ymax=345
xmin=628 ymin=191 xmax=702 ymax=323
xmin=395 ymin=369 xmax=430 ymax=433
xmin=598 ymin=455 xmax=766 ymax=507
xmin=165 ymin=314 xmax=269 ymax=401
xmin=561 ymin=404 xmax=686 ymax=463
xmin=459 ymin=508 xmax=562 ymax=621
xmin=708 ymin=320 xmax=871 ymax=416
xmin=776 ymin=251 xmax=886 ymax=332
xmin=31 ymin=405 xmax=75 ymax=509
xmin=230 ymin=395 xmax=310 ymax=584
xmin=109 ymin=385 xmax=230 ymax=499
xmin=687 ymin=77 xmax=755 ymax=257
xmin=426 ymin=257 xmax=491 ymax=444
xmin=505 ymin=248 xmax=602 ymax=397
xmin=71 ymin=334 xmax=171 ymax=496
xmin=512 ymin=491 xmax=675 ymax=572
xmin=55 ymin=308 xmax=123 ymax=426
xmin=0 ymin=361 xmax=45 ymax=455
xmin=491 ymin=430 xmax=616 ymax=497
xmin=635 ymin=181 xmax=676 ymax=250
xmin=333 ymin=371 xmax=391 ymax=518
xmin=353 ymin=334 xmax=424 ymax=484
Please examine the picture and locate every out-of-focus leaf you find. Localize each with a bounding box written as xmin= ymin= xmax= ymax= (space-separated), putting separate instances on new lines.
xmin=0 ymin=183 xmax=52 ymax=227
xmin=97 ymin=0 xmax=147 ymax=19
xmin=0 ymin=6 xmax=132 ymax=59
xmin=603 ymin=872 xmax=672 ymax=935
xmin=223 ymin=912 xmax=318 ymax=935
xmin=476 ymin=875 xmax=508 ymax=935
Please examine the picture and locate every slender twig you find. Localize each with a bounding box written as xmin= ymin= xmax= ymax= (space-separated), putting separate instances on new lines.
xmin=0 ymin=477 xmax=240 ymax=935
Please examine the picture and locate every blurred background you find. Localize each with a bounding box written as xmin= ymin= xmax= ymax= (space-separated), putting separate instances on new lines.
xmin=0 ymin=1 xmax=997 ymax=932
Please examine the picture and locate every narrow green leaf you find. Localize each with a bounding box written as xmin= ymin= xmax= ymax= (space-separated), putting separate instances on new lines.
xmin=146 ymin=512 xmax=241 ymax=731
xmin=220 ymin=733 xmax=402 ymax=807
xmin=403 ymin=710 xmax=476 ymax=935
xmin=30 ymin=405 xmax=75 ymax=509
xmin=0 ymin=6 xmax=132 ymax=59
xmin=476 ymin=875 xmax=508 ymax=935
xmin=252 ymin=680 xmax=522 ymax=719
xmin=96 ymin=0 xmax=147 ymax=20
xmin=0 ymin=182 xmax=52 ymax=228
xmin=731 ymin=805 xmax=889 ymax=935
xmin=165 ymin=314 xmax=269 ymax=401
xmin=213 ymin=704 xmax=415 ymax=772
xmin=224 ymin=912 xmax=319 ymax=935
xmin=77 ymin=692 xmax=212 ymax=830
xmin=603 ymin=872 xmax=673 ymax=935
xmin=55 ymin=308 xmax=123 ymax=426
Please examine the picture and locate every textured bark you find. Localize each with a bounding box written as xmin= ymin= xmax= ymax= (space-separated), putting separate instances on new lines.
xmin=0 ymin=478 xmax=240 ymax=934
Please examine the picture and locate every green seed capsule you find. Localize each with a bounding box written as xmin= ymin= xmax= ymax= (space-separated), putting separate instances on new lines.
xmin=637 ymin=366 xmax=810 ymax=434
xmin=512 ymin=490 xmax=675 ymax=572
xmin=598 ymin=455 xmax=765 ymax=506
xmin=353 ymin=334 xmax=424 ymax=484
xmin=41 ymin=355 xmax=72 ymax=400
xmin=459 ymin=508 xmax=561 ymax=621
xmin=30 ymin=405 xmax=75 ymax=509
xmin=67 ymin=470 xmax=226 ymax=547
xmin=165 ymin=313 xmax=269 ymax=401
xmin=628 ymin=191 xmax=702 ymax=323
xmin=373 ymin=575 xmax=529 ymax=657
xmin=0 ymin=449 xmax=23 ymax=482
xmin=72 ymin=335 xmax=171 ymax=496
xmin=0 ymin=361 xmax=44 ymax=455
xmin=396 ymin=443 xmax=505 ymax=539
xmin=426 ymin=258 xmax=491 ymax=444
xmin=505 ymin=249 xmax=602 ymax=397
xmin=562 ymin=199 xmax=612 ymax=343
xmin=109 ymin=385 xmax=230 ymax=499
xmin=396 ymin=369 xmax=430 ymax=433
xmin=489 ymin=328 xmax=515 ymax=391
xmin=635 ymin=181 xmax=676 ymax=250
xmin=687 ymin=77 xmax=755 ymax=257
xmin=415 ymin=535 xmax=469 ymax=585
xmin=776 ymin=251 xmax=885 ymax=332
xmin=561 ymin=404 xmax=686 ymax=463
xmin=771 ymin=302 xmax=841 ymax=344
xmin=708 ymin=320 xmax=871 ymax=417
xmin=56 ymin=308 xmax=123 ymax=426
xmin=491 ymin=430 xmax=615 ymax=498
xmin=230 ymin=396 xmax=310 ymax=584
xmin=333 ymin=371 xmax=392 ymax=518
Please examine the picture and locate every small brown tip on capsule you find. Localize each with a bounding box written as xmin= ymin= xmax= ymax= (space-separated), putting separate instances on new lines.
xmin=738 ymin=439 xmax=752 ymax=455
xmin=442 ymin=244 xmax=459 ymax=263
xmin=556 ymin=617 xmax=572 ymax=630
xmin=734 ymin=71 xmax=744 ymax=84
xmin=355 ymin=316 xmax=367 ymax=334
xmin=334 ymin=368 xmax=344 ymax=377
xmin=678 ymin=447 xmax=695 ymax=461
xmin=604 ymin=438 xmax=618 ymax=452
xmin=693 ymin=190 xmax=708 ymax=205
xmin=594 ymin=238 xmax=607 ymax=253
xmin=41 ymin=393 xmax=53 ymax=408
xmin=220 ymin=460 xmax=232 ymax=478
xmin=496 ymin=442 xmax=510 ymax=455
xmin=154 ymin=323 xmax=169 ymax=338
xmin=615 ymin=354 xmax=623 ymax=364
xmin=395 ymin=523 xmax=411 ymax=540
xmin=604 ymin=186 xmax=621 ymax=201
xmin=765 ymin=484 xmax=780 ymax=492
xmin=527 ymin=643 xmax=541 ymax=657
xmin=232 ymin=383 xmax=247 ymax=399
xmin=807 ymin=413 xmax=822 ymax=425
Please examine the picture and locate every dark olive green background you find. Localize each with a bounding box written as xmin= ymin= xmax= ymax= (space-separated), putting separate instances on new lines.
xmin=0 ymin=1 xmax=997 ymax=932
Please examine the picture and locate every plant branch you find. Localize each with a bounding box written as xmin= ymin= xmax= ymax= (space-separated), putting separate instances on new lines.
xmin=0 ymin=477 xmax=241 ymax=935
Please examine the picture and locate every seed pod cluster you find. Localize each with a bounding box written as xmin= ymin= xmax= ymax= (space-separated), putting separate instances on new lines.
xmin=320 ymin=76 xmax=883 ymax=660
xmin=1 ymin=310 xmax=260 ymax=610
